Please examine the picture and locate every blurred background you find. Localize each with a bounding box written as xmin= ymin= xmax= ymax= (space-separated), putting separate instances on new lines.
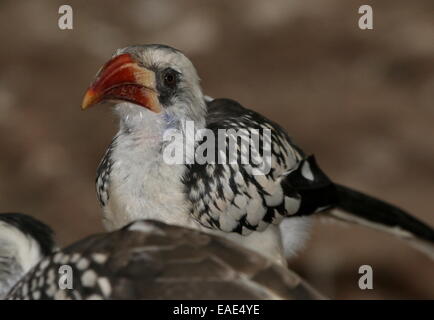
xmin=0 ymin=0 xmax=433 ymax=299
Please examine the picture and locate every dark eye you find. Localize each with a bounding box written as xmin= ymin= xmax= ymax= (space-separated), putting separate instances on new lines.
xmin=163 ymin=69 xmax=179 ymax=88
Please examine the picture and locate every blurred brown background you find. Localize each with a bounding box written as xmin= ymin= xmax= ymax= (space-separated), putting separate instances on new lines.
xmin=0 ymin=0 xmax=433 ymax=299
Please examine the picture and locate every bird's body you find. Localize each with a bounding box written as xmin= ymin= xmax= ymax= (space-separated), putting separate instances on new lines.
xmin=97 ymin=98 xmax=323 ymax=264
xmin=98 ymin=110 xmax=292 ymax=265
xmin=82 ymin=44 xmax=434 ymax=266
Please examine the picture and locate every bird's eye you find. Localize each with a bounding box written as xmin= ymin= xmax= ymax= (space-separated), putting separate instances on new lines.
xmin=163 ymin=69 xmax=179 ymax=88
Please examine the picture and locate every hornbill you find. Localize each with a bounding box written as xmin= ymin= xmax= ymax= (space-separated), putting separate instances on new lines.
xmin=81 ymin=44 xmax=434 ymax=265
xmin=1 ymin=213 xmax=322 ymax=300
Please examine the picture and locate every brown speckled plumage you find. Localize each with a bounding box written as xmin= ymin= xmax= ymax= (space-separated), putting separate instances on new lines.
xmin=6 ymin=220 xmax=323 ymax=300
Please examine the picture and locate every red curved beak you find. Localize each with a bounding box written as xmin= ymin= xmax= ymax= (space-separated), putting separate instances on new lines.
xmin=81 ymin=53 xmax=161 ymax=112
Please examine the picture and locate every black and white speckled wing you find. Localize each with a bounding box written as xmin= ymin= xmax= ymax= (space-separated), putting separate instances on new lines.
xmin=96 ymin=136 xmax=117 ymax=207
xmin=183 ymin=98 xmax=337 ymax=235
xmin=6 ymin=220 xmax=323 ymax=300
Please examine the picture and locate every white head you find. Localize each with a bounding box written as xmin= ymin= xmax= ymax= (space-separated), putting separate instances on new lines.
xmin=82 ymin=44 xmax=207 ymax=132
